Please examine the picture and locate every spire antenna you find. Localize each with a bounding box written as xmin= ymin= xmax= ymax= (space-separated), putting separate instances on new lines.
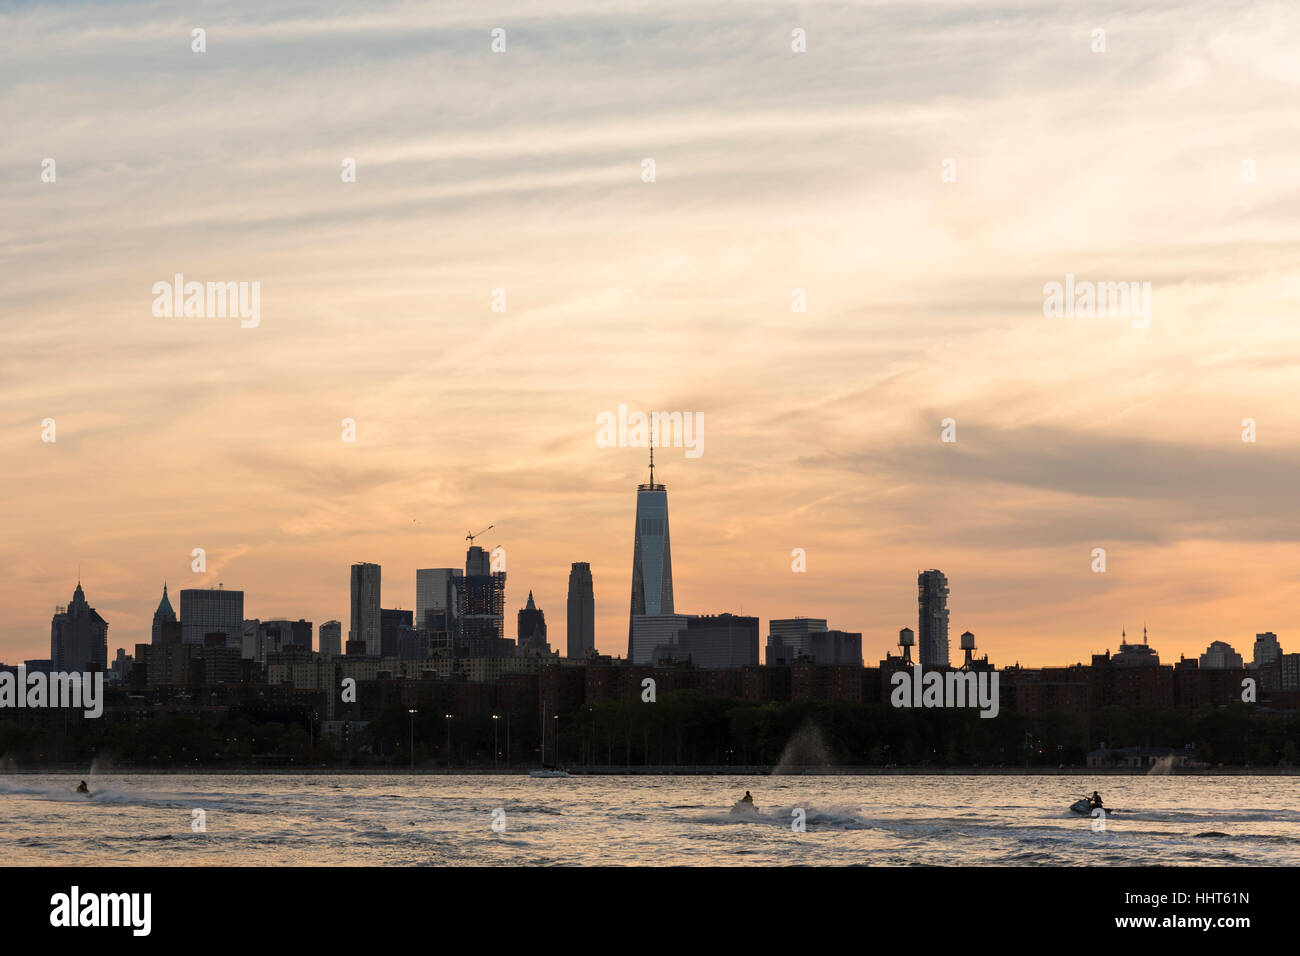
xmin=648 ymin=438 xmax=656 ymax=488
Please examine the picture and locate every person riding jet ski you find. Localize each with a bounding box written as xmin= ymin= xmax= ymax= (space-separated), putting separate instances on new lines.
xmin=1088 ymin=790 xmax=1104 ymax=810
xmin=76 ymin=780 xmax=89 ymax=794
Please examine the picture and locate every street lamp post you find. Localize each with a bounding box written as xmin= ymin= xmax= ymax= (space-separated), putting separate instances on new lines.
xmin=506 ymin=712 xmax=511 ymax=770
xmin=407 ymin=708 xmax=417 ymax=773
xmin=444 ymin=714 xmax=454 ymax=769
xmin=492 ymin=714 xmax=500 ymax=769
xmin=554 ymin=714 xmax=560 ymax=767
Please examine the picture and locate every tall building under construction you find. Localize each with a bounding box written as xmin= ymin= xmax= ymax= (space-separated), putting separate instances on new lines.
xmin=460 ymin=545 xmax=506 ymax=642
xmin=917 ymin=569 xmax=950 ymax=668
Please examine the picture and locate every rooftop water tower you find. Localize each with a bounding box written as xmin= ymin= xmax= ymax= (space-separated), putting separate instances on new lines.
xmin=898 ymin=627 xmax=915 ymax=663
xmin=960 ymin=630 xmax=976 ymax=669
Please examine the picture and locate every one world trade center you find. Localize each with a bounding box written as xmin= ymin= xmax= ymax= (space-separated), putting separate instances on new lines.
xmin=628 ymin=446 xmax=675 ymax=657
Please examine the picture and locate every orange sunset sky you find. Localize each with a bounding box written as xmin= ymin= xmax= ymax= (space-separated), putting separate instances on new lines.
xmin=3 ymin=0 xmax=1300 ymax=668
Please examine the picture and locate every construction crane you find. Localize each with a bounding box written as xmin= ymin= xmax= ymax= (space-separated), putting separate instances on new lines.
xmin=466 ymin=524 xmax=494 ymax=546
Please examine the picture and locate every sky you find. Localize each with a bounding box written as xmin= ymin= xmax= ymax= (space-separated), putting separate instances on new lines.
xmin=2 ymin=0 xmax=1300 ymax=669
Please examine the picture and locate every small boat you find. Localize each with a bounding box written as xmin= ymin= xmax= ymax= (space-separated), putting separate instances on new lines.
xmin=530 ymin=702 xmax=569 ymax=777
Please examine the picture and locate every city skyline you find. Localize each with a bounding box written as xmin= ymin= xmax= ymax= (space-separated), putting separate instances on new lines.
xmin=6 ymin=0 xmax=1300 ymax=670
xmin=14 ymin=511 xmax=1294 ymax=673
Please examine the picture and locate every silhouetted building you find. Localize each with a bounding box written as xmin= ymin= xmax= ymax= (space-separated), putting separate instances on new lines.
xmin=1200 ymin=640 xmax=1243 ymax=669
xmin=381 ymin=608 xmax=413 ymax=657
xmin=1252 ymin=632 xmax=1283 ymax=691
xmin=653 ymin=614 xmax=759 ymax=669
xmin=109 ymin=648 xmax=133 ymax=683
xmin=350 ymin=563 xmax=382 ymax=655
xmin=319 ymin=620 xmax=342 ymax=657
xmin=566 ymin=562 xmax=595 ymax=659
xmin=256 ymin=619 xmax=312 ymax=661
xmin=631 ymin=613 xmax=689 ymax=665
xmin=1111 ymin=627 xmax=1159 ymax=666
xmin=1282 ymin=654 xmax=1300 ymax=692
xmin=918 ymin=570 xmax=949 ymax=668
xmin=460 ymin=547 xmax=505 ymax=641
xmin=50 ymin=582 xmax=108 ymax=671
xmin=766 ymin=618 xmax=827 ymax=665
xmin=151 ymin=583 xmax=176 ymax=645
xmin=180 ymin=587 xmax=243 ymax=648
xmin=1254 ymin=632 xmax=1283 ymax=666
xmin=416 ymin=568 xmax=461 ymax=634
xmin=628 ymin=448 xmax=674 ymax=656
xmin=517 ymin=591 xmax=550 ymax=655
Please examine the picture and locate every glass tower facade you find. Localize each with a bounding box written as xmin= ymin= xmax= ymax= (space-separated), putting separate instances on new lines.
xmin=627 ymin=453 xmax=674 ymax=657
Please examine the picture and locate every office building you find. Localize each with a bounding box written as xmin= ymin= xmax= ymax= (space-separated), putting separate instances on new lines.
xmin=180 ymin=587 xmax=244 ymax=648
xmin=1200 ymin=641 xmax=1243 ymax=669
xmin=381 ymin=608 xmax=413 ymax=657
xmin=416 ymin=568 xmax=462 ymax=632
xmin=566 ymin=562 xmax=595 ymax=659
xmin=517 ymin=591 xmax=550 ymax=655
xmin=151 ymin=583 xmax=176 ymax=645
xmin=350 ymin=563 xmax=381 ymax=656
xmin=653 ymin=614 xmax=759 ymax=670
xmin=50 ymin=581 xmax=109 ymax=671
xmin=319 ymin=620 xmax=342 ymax=657
xmin=631 ymin=613 xmax=690 ymax=665
xmin=628 ymin=449 xmax=674 ymax=656
xmin=460 ymin=546 xmax=505 ymax=641
xmin=766 ymin=618 xmax=828 ymax=665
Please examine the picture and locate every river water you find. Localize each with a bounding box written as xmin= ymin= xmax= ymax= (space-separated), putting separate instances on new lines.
xmin=2 ymin=773 xmax=1296 ymax=865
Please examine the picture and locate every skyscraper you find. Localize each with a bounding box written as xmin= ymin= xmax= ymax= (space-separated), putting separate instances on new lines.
xmin=1253 ymin=631 xmax=1283 ymax=667
xmin=460 ymin=546 xmax=505 ymax=642
xmin=319 ymin=620 xmax=342 ymax=657
xmin=50 ymin=581 xmax=108 ymax=671
xmin=415 ymin=568 xmax=462 ymax=632
xmin=917 ymin=569 xmax=950 ymax=668
xmin=566 ymin=562 xmax=595 ymax=659
xmin=151 ymin=583 xmax=176 ymax=645
xmin=380 ymin=608 xmax=412 ymax=657
xmin=350 ymin=563 xmax=381 ymax=655
xmin=628 ymin=447 xmax=674 ymax=656
xmin=180 ymin=586 xmax=244 ymax=648
xmin=517 ymin=591 xmax=550 ymax=655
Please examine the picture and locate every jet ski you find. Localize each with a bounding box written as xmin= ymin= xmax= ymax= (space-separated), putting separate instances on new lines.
xmin=1069 ymin=799 xmax=1093 ymax=814
xmin=729 ymin=799 xmax=760 ymax=818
